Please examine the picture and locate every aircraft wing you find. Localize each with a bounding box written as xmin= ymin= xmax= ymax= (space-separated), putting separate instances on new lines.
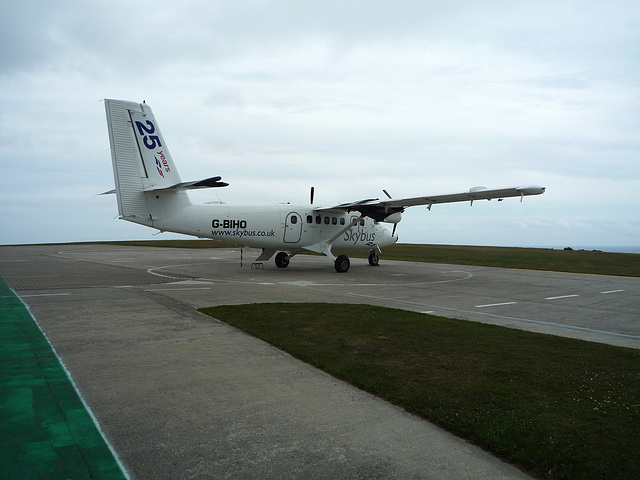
xmin=318 ymin=185 xmax=545 ymax=222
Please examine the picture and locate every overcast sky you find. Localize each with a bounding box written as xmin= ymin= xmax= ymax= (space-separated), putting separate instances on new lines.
xmin=1 ymin=0 xmax=639 ymax=249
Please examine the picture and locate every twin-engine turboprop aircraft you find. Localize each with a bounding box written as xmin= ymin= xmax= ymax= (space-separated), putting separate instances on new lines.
xmin=102 ymin=99 xmax=545 ymax=272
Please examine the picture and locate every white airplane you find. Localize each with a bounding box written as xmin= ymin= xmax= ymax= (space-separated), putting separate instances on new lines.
xmin=102 ymin=99 xmax=545 ymax=272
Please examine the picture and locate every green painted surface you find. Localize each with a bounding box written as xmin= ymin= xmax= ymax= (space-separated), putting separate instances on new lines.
xmin=0 ymin=276 xmax=127 ymax=479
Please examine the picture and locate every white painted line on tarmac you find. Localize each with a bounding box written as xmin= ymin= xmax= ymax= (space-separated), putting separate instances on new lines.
xmin=545 ymin=294 xmax=579 ymax=300
xmin=475 ymin=302 xmax=517 ymax=308
xmin=601 ymin=289 xmax=625 ymax=294
xmin=146 ymin=287 xmax=211 ymax=292
xmin=146 ymin=263 xmax=215 ymax=280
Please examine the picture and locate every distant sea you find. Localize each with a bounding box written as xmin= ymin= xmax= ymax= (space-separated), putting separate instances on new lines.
xmin=544 ymin=246 xmax=640 ymax=254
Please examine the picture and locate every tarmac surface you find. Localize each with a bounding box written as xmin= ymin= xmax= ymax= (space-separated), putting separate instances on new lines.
xmin=2 ymin=243 xmax=639 ymax=479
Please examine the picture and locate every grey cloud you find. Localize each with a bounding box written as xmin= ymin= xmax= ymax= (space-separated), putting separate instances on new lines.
xmin=1 ymin=0 xmax=639 ymax=246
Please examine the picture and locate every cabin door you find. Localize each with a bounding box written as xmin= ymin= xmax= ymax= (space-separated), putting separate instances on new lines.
xmin=284 ymin=212 xmax=302 ymax=243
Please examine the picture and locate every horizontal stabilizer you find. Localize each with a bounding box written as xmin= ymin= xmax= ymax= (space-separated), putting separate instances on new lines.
xmin=143 ymin=176 xmax=229 ymax=192
xmin=100 ymin=176 xmax=228 ymax=195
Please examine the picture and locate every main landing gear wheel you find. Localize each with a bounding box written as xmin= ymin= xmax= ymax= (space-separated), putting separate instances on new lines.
xmin=368 ymin=251 xmax=380 ymax=266
xmin=275 ymin=252 xmax=290 ymax=268
xmin=335 ymin=255 xmax=350 ymax=273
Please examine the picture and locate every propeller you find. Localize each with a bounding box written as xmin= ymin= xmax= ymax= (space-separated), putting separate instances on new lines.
xmin=310 ymin=186 xmax=315 ymax=205
xmin=383 ymin=189 xmax=399 ymax=236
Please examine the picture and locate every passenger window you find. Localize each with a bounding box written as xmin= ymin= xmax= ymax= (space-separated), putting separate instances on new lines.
xmin=307 ymin=215 xmax=313 ymax=224
xmin=332 ymin=217 xmax=337 ymax=225
xmin=360 ymin=219 xmax=365 ymax=226
xmin=324 ymin=216 xmax=330 ymax=225
xmin=340 ymin=218 xmax=345 ymax=225
xmin=316 ymin=215 xmax=321 ymax=224
xmin=291 ymin=215 xmax=297 ymax=224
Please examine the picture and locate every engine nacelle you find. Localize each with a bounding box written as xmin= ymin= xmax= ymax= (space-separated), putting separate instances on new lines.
xmin=383 ymin=212 xmax=402 ymax=224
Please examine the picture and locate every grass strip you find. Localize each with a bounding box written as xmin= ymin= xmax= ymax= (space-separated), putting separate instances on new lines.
xmin=200 ymin=303 xmax=640 ymax=480
xmin=347 ymin=244 xmax=640 ymax=277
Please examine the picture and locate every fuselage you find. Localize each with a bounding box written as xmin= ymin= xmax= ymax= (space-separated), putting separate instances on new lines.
xmin=154 ymin=202 xmax=398 ymax=253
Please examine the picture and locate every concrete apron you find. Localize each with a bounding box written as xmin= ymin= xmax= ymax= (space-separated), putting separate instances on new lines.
xmin=23 ymin=284 xmax=532 ymax=479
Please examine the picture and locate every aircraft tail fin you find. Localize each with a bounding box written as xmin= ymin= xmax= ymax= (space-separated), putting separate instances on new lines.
xmin=104 ymin=99 xmax=188 ymax=227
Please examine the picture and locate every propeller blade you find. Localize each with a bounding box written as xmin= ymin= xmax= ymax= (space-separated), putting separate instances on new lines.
xmin=310 ymin=186 xmax=315 ymax=205
xmin=392 ymin=223 xmax=397 ymax=236
xmin=383 ymin=189 xmax=392 ymax=199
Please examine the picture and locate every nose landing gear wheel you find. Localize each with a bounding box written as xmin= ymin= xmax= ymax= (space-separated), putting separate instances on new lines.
xmin=335 ymin=255 xmax=350 ymax=273
xmin=368 ymin=251 xmax=379 ymax=266
xmin=275 ymin=252 xmax=290 ymax=268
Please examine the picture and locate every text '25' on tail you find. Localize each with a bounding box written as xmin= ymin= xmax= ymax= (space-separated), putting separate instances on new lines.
xmin=104 ymin=99 xmax=188 ymax=229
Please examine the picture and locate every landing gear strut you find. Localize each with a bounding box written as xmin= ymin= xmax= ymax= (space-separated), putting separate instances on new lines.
xmin=335 ymin=255 xmax=350 ymax=273
xmin=368 ymin=251 xmax=379 ymax=266
xmin=275 ymin=252 xmax=290 ymax=268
